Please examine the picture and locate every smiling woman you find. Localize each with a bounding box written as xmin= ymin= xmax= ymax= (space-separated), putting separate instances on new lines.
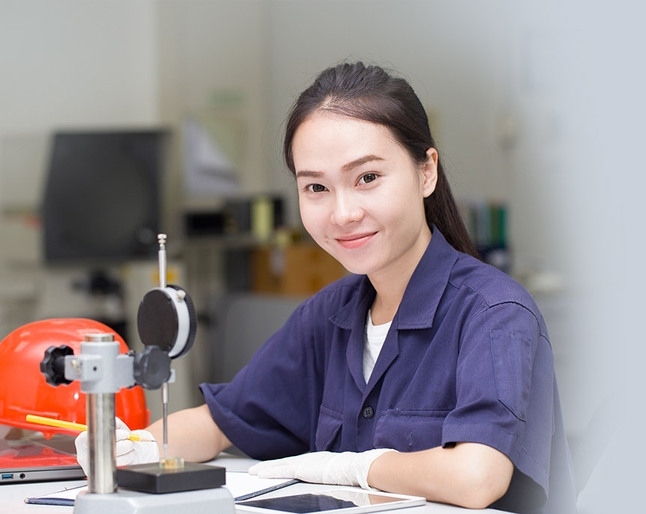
xmin=292 ymin=115 xmax=436 ymax=306
xmin=75 ymin=62 xmax=577 ymax=514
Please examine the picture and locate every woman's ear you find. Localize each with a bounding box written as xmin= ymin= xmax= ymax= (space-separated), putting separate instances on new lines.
xmin=421 ymin=148 xmax=439 ymax=198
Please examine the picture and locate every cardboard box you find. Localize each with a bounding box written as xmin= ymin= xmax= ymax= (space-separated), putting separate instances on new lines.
xmin=252 ymin=243 xmax=347 ymax=296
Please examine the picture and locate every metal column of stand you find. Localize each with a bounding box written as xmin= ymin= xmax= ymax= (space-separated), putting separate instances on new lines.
xmin=72 ymin=334 xmax=235 ymax=514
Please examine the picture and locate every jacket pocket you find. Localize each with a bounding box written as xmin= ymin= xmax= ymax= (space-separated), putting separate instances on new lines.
xmin=315 ymin=404 xmax=343 ymax=451
xmin=373 ymin=409 xmax=448 ymax=451
xmin=490 ymin=329 xmax=533 ymax=421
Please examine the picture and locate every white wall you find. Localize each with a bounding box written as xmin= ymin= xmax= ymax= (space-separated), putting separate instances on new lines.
xmin=0 ymin=0 xmax=159 ymax=215
xmin=0 ymin=1 xmax=158 ymax=134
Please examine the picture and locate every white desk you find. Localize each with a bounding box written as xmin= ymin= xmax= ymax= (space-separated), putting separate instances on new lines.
xmin=1 ymin=455 xmax=506 ymax=514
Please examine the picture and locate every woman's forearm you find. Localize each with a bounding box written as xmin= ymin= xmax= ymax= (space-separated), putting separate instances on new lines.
xmin=368 ymin=442 xmax=513 ymax=509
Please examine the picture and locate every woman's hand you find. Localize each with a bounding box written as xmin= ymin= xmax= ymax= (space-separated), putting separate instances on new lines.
xmin=75 ymin=417 xmax=158 ymax=475
xmin=249 ymin=449 xmax=395 ymax=489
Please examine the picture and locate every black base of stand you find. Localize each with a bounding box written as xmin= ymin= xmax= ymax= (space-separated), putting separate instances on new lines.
xmin=117 ymin=462 xmax=226 ymax=494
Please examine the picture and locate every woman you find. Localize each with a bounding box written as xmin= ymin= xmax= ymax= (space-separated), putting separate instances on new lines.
xmin=77 ymin=62 xmax=576 ymax=512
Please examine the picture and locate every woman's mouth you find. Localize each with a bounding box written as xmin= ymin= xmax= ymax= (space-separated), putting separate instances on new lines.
xmin=335 ymin=232 xmax=376 ymax=249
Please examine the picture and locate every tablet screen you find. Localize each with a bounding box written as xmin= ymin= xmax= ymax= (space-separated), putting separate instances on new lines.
xmin=237 ymin=488 xmax=425 ymax=514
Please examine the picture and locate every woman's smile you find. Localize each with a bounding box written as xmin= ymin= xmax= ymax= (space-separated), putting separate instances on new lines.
xmin=335 ymin=231 xmax=377 ymax=249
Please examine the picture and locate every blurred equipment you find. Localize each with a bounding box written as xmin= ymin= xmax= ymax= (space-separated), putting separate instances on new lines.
xmin=42 ymin=129 xmax=168 ymax=264
xmin=183 ymin=118 xmax=239 ymax=196
xmin=183 ymin=195 xmax=284 ymax=238
xmin=460 ymin=198 xmax=510 ymax=273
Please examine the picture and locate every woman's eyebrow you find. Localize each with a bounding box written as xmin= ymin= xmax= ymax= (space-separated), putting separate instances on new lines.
xmin=341 ymin=154 xmax=384 ymax=172
xmin=295 ymin=155 xmax=385 ymax=179
xmin=295 ymin=169 xmax=323 ymax=179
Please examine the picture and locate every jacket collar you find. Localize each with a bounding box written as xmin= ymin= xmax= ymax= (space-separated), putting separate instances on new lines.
xmin=330 ymin=227 xmax=459 ymax=330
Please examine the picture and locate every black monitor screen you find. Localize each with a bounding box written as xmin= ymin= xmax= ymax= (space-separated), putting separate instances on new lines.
xmin=42 ymin=130 xmax=168 ymax=264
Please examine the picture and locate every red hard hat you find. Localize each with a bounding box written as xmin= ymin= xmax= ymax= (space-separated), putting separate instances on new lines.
xmin=0 ymin=318 xmax=149 ymax=436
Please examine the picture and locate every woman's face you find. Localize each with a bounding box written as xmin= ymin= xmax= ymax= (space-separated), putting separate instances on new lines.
xmin=292 ymin=111 xmax=438 ymax=281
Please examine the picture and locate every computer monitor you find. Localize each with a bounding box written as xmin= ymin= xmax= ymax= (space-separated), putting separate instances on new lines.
xmin=42 ymin=129 xmax=168 ymax=264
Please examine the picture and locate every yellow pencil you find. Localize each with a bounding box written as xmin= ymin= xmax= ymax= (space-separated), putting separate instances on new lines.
xmin=25 ymin=414 xmax=151 ymax=442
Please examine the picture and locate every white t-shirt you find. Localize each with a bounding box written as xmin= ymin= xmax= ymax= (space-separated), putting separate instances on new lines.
xmin=363 ymin=310 xmax=392 ymax=381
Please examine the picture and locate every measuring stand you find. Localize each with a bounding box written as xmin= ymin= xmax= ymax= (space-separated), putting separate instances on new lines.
xmin=40 ymin=234 xmax=235 ymax=514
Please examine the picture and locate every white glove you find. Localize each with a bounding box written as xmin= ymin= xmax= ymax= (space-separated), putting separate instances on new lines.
xmin=248 ymin=449 xmax=395 ymax=490
xmin=75 ymin=417 xmax=159 ymax=476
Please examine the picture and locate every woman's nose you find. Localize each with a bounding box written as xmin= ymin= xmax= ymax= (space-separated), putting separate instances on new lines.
xmin=330 ymin=191 xmax=363 ymax=225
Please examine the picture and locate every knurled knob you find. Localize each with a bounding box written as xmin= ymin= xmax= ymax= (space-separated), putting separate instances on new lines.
xmin=40 ymin=345 xmax=74 ymax=386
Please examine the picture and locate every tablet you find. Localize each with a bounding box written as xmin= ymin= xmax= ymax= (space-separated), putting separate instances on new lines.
xmin=236 ymin=487 xmax=426 ymax=514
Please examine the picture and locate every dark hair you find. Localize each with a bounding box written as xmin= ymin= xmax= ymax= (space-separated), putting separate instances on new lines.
xmin=284 ymin=62 xmax=478 ymax=258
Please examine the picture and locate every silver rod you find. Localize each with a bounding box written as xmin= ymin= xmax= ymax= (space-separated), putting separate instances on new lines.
xmin=162 ymin=382 xmax=169 ymax=460
xmin=87 ymin=393 xmax=116 ymax=494
xmin=159 ymin=232 xmax=169 ymax=460
xmin=158 ymin=233 xmax=167 ymax=288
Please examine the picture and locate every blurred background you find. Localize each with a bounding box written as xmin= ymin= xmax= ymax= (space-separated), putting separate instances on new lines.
xmin=0 ymin=1 xmax=643 ymax=511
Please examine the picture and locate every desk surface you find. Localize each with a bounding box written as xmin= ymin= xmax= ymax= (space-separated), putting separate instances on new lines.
xmin=2 ymin=454 xmax=506 ymax=513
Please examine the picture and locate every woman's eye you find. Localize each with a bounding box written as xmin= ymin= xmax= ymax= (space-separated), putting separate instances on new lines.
xmin=359 ymin=173 xmax=377 ymax=184
xmin=308 ymin=183 xmax=327 ymax=193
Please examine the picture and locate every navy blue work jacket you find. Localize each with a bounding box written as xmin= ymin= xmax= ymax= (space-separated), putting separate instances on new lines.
xmin=201 ymin=229 xmax=576 ymax=513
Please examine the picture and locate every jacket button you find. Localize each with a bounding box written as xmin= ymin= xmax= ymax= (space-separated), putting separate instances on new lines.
xmin=362 ymin=406 xmax=374 ymax=419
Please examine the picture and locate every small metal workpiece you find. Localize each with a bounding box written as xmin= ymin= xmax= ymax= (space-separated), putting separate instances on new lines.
xmin=160 ymin=457 xmax=185 ymax=471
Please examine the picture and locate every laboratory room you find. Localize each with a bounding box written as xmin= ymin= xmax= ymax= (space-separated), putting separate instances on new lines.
xmin=0 ymin=1 xmax=643 ymax=513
